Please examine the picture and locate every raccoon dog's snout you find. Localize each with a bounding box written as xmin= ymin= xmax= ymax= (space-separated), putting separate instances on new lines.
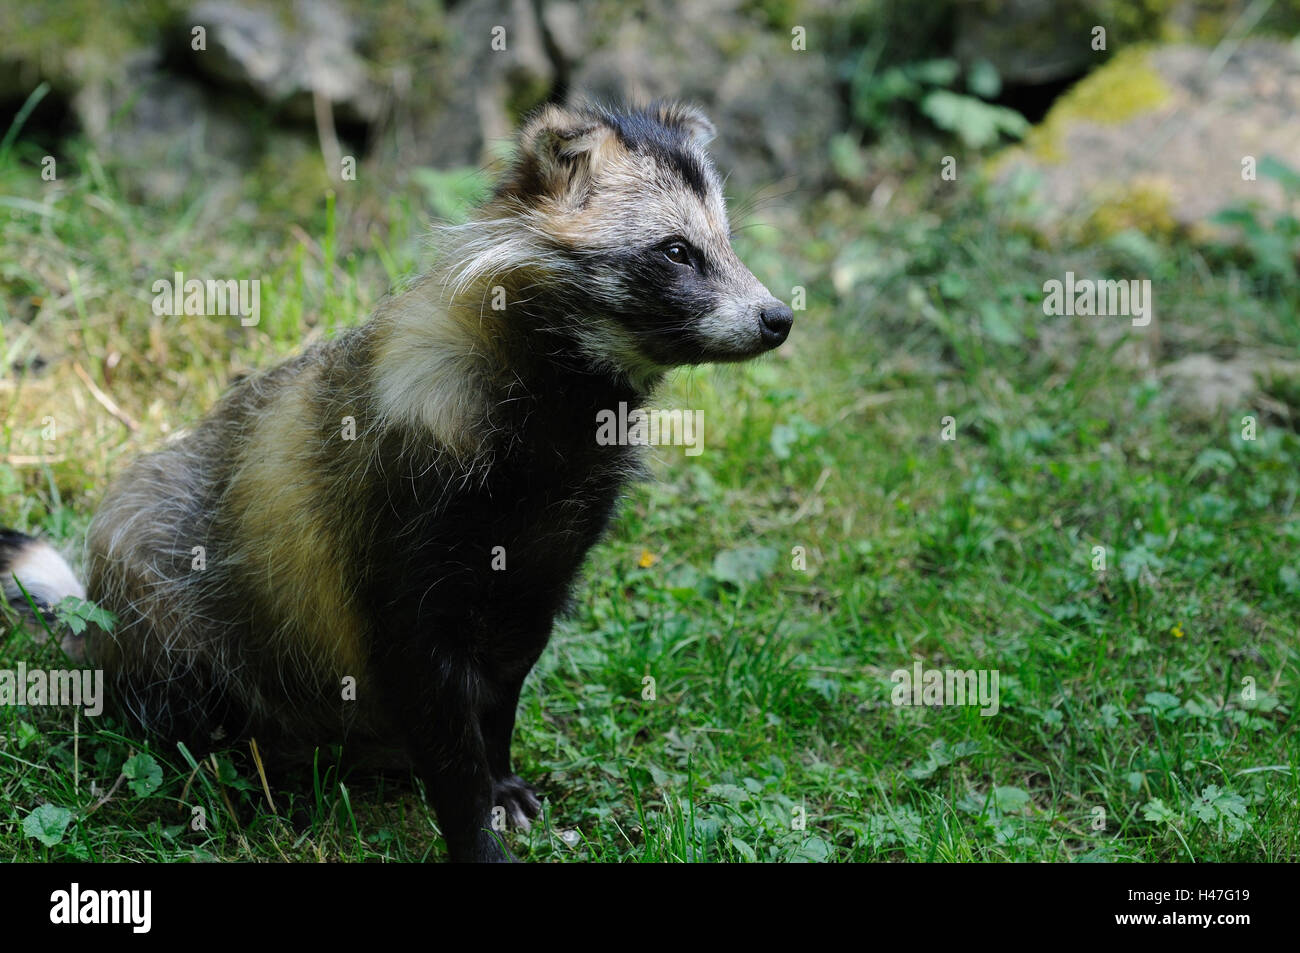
xmin=758 ymin=300 xmax=794 ymax=347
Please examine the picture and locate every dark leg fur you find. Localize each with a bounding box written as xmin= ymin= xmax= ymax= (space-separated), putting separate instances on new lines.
xmin=482 ymin=669 xmax=543 ymax=830
xmin=354 ymin=367 xmax=640 ymax=861
xmin=374 ymin=643 xmax=509 ymax=862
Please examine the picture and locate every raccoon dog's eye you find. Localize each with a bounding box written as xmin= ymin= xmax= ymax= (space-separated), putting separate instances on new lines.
xmin=663 ymin=242 xmax=693 ymax=267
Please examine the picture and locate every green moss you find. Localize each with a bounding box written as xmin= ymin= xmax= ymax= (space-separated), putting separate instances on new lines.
xmin=1078 ymin=179 xmax=1178 ymax=242
xmin=1024 ymin=46 xmax=1173 ymax=163
xmin=503 ymin=70 xmax=552 ymax=125
xmin=1098 ymin=0 xmax=1179 ymax=39
xmin=744 ymin=0 xmax=804 ymax=32
xmin=353 ymin=0 xmax=448 ymax=67
xmin=1179 ymin=0 xmax=1300 ymax=43
xmin=0 ymin=0 xmax=183 ymax=86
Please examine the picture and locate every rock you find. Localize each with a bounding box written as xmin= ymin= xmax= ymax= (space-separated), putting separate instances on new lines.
xmin=954 ymin=0 xmax=1109 ymax=86
xmin=187 ymin=0 xmax=384 ymax=124
xmin=562 ymin=0 xmax=842 ymax=190
xmin=1160 ymin=352 xmax=1300 ymax=421
xmin=539 ymin=0 xmax=584 ymax=65
xmin=72 ymin=52 xmax=252 ymax=205
xmin=0 ymin=6 xmax=263 ymax=206
xmin=412 ymin=0 xmax=557 ymax=170
xmin=384 ymin=0 xmax=844 ymax=189
xmin=951 ymin=0 xmax=1300 ymax=87
xmin=2 ymin=0 xmax=843 ymax=198
xmin=0 ymin=4 xmax=140 ymax=103
xmin=992 ymin=40 xmax=1300 ymax=239
xmin=956 ymin=0 xmax=1180 ymax=85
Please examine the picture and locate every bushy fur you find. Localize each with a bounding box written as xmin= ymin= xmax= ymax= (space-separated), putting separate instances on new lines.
xmin=1 ymin=101 xmax=792 ymax=861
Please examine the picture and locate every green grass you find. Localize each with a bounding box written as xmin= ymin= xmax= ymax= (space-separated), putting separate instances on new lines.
xmin=2 ymin=114 xmax=1297 ymax=862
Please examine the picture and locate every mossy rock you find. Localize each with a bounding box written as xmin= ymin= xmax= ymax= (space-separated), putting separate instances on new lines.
xmin=953 ymin=0 xmax=1175 ymax=85
xmin=1079 ymin=179 xmax=1179 ymax=242
xmin=989 ymin=39 xmax=1300 ymax=243
xmin=1022 ymin=46 xmax=1173 ymax=163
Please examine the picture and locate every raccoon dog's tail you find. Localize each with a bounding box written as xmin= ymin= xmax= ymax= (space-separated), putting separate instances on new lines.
xmin=0 ymin=529 xmax=85 ymax=617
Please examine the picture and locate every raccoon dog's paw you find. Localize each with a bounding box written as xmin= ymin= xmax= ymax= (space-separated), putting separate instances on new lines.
xmin=492 ymin=775 xmax=542 ymax=831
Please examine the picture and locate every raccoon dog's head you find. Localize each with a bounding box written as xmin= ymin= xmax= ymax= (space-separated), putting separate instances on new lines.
xmin=483 ymin=101 xmax=793 ymax=383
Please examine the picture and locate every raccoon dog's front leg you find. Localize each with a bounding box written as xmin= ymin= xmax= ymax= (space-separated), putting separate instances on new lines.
xmin=375 ymin=648 xmax=509 ymax=862
xmin=481 ymin=668 xmax=543 ymax=831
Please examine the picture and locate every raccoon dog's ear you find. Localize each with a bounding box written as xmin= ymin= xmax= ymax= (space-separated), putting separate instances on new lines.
xmin=654 ymin=101 xmax=716 ymax=148
xmin=514 ymin=104 xmax=615 ymax=206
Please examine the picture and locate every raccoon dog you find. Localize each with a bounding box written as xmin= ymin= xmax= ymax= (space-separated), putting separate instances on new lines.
xmin=1 ymin=101 xmax=793 ymax=861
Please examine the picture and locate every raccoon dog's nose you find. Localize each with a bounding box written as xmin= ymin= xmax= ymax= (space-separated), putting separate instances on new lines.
xmin=759 ymin=302 xmax=793 ymax=346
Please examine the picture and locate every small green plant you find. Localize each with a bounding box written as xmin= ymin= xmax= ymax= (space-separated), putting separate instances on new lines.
xmin=1210 ymin=156 xmax=1300 ymax=287
xmin=52 ymin=595 xmax=117 ymax=636
xmin=1144 ymin=784 xmax=1253 ymax=846
xmin=122 ymin=753 xmax=163 ymax=798
xmin=22 ymin=802 xmax=73 ymax=848
xmin=848 ymin=56 xmax=1029 ymax=148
